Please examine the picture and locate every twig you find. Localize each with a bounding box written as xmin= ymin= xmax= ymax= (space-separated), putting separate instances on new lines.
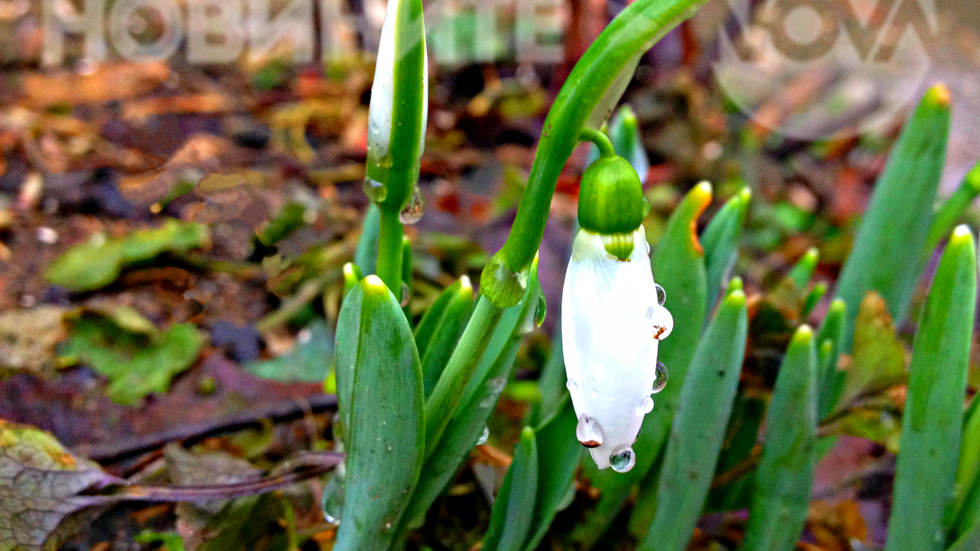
xmin=76 ymin=394 xmax=337 ymax=463
xmin=88 ymin=451 xmax=343 ymax=504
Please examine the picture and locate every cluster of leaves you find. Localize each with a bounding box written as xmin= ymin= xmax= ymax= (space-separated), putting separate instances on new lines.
xmin=331 ymin=0 xmax=980 ymax=549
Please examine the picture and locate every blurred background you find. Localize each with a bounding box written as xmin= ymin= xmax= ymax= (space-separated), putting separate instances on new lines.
xmin=2 ymin=0 xmax=980 ymax=549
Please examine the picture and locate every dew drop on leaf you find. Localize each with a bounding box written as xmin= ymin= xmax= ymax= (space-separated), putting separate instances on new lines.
xmin=363 ymin=177 xmax=387 ymax=202
xmin=399 ymin=186 xmax=425 ymax=225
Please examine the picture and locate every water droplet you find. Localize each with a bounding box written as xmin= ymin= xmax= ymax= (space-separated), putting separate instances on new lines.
xmin=652 ymin=362 xmax=668 ymax=393
xmin=400 ymin=282 xmax=411 ymax=307
xmin=576 ymin=415 xmax=604 ymax=448
xmin=609 ymin=447 xmax=636 ymax=473
xmin=654 ymin=284 xmax=666 ymax=306
xmin=483 ymin=255 xmax=528 ymax=308
xmin=399 ymin=186 xmax=425 ymax=225
xmin=639 ymin=396 xmax=654 ymax=414
xmin=651 ymin=306 xmax=673 ymax=340
xmin=321 ymin=473 xmax=345 ymax=524
xmin=476 ymin=425 xmax=490 ymax=446
xmin=363 ymin=177 xmax=387 ymax=202
xmin=534 ymin=295 xmax=547 ymax=327
xmin=479 ymin=377 xmax=508 ymax=408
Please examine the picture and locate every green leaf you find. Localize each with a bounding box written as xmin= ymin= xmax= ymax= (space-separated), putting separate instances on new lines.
xmin=354 ymin=204 xmax=381 ymax=276
xmin=803 ymin=282 xmax=828 ymax=318
xmin=398 ymin=264 xmax=541 ymax=536
xmin=333 ymin=275 xmax=424 ymax=551
xmin=886 ymin=226 xmax=977 ymax=551
xmin=701 ymin=187 xmax=750 ymax=317
xmin=414 ymin=277 xmax=475 ymax=397
xmin=951 ymin=390 xmax=980 ymax=536
xmin=576 ymin=183 xmax=711 ymax=547
xmin=788 ymin=247 xmax=819 ymax=289
xmin=742 ymin=325 xmax=818 ymax=551
xmin=522 ymin=397 xmax=582 ymax=551
xmin=925 ymin=159 xmax=980 ymax=257
xmin=483 ymin=427 xmax=539 ymax=551
xmin=834 ymin=85 xmax=951 ymax=350
xmin=245 ymin=321 xmax=333 ymax=383
xmin=46 ymin=219 xmax=210 ymax=292
xmin=638 ymin=289 xmax=748 ymax=551
xmin=255 ymin=202 xmax=306 ymax=247
xmin=59 ymin=310 xmax=204 ymax=406
xmin=816 ymin=298 xmax=846 ymax=419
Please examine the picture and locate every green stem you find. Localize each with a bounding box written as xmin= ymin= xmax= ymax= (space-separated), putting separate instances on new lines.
xmin=376 ymin=209 xmax=404 ymax=294
xmin=581 ymin=128 xmax=616 ymax=158
xmin=423 ymin=296 xmax=504 ymax=456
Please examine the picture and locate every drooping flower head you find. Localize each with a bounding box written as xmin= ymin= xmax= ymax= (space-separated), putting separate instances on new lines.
xmin=562 ymin=154 xmax=673 ymax=472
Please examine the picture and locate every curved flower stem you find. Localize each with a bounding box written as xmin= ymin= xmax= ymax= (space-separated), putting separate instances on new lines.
xmin=376 ymin=208 xmax=405 ymax=293
xmin=580 ymin=127 xmax=616 ymax=158
xmin=479 ymin=0 xmax=709 ymax=308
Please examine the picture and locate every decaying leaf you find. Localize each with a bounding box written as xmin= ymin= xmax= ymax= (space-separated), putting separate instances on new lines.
xmin=0 ymin=307 xmax=66 ymax=376
xmin=0 ymin=421 xmax=115 ymax=551
xmin=58 ymin=308 xmax=204 ymax=405
xmin=836 ymin=293 xmax=908 ymax=410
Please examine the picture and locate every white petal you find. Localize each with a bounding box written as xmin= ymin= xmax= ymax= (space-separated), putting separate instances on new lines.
xmin=367 ymin=1 xmax=396 ymax=160
xmin=367 ymin=0 xmax=429 ymax=160
xmin=561 ymin=227 xmax=669 ymax=471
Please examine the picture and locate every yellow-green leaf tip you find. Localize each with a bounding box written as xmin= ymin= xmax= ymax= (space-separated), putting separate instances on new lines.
xmin=725 ymin=289 xmax=746 ymax=307
xmin=792 ymin=324 xmax=814 ymax=343
xmin=728 ymin=276 xmax=744 ymax=293
xmin=362 ymin=274 xmax=389 ymax=295
xmin=925 ymin=83 xmax=951 ymax=109
xmin=828 ymin=298 xmax=846 ymax=315
xmin=950 ymin=224 xmax=974 ymax=246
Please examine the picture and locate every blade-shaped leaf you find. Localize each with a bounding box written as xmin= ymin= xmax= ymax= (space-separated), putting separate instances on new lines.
xmin=638 ymin=288 xmax=748 ymax=551
xmin=702 ymin=188 xmax=750 ymax=317
xmin=523 ymin=397 xmax=582 ymax=551
xmin=483 ymin=427 xmax=539 ymax=551
xmin=398 ymin=263 xmax=542 ymax=535
xmin=742 ymin=325 xmax=818 ymax=551
xmin=886 ymin=226 xmax=977 ymax=551
xmin=816 ymin=298 xmax=846 ymax=419
xmin=333 ymin=275 xmax=424 ymax=551
xmin=354 ymin=204 xmax=381 ymax=276
xmin=576 ymin=182 xmax=711 ymax=548
xmin=414 ymin=277 xmax=475 ymax=398
xmin=834 ymin=85 xmax=951 ymax=351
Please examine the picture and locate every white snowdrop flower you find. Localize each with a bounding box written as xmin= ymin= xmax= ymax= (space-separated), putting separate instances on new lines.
xmin=562 ymin=154 xmax=673 ymax=473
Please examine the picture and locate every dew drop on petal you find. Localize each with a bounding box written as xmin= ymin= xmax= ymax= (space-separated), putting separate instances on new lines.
xmin=652 ymin=361 xmax=668 ymax=394
xmin=399 ymin=186 xmax=425 ymax=225
xmin=321 ymin=473 xmax=345 ymax=524
xmin=476 ymin=425 xmax=490 ymax=446
xmin=654 ymin=284 xmax=666 ymax=306
xmin=576 ymin=415 xmax=604 ymax=448
xmin=651 ymin=306 xmax=673 ymax=340
xmin=363 ymin=177 xmax=387 ymax=202
xmin=609 ymin=447 xmax=636 ymax=473
xmin=639 ymin=396 xmax=654 ymax=414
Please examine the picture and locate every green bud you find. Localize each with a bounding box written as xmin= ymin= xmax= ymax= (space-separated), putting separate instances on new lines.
xmin=577 ymin=155 xmax=644 ymax=260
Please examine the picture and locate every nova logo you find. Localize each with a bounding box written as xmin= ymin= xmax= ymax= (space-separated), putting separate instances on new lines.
xmin=713 ymin=0 xmax=938 ymax=139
